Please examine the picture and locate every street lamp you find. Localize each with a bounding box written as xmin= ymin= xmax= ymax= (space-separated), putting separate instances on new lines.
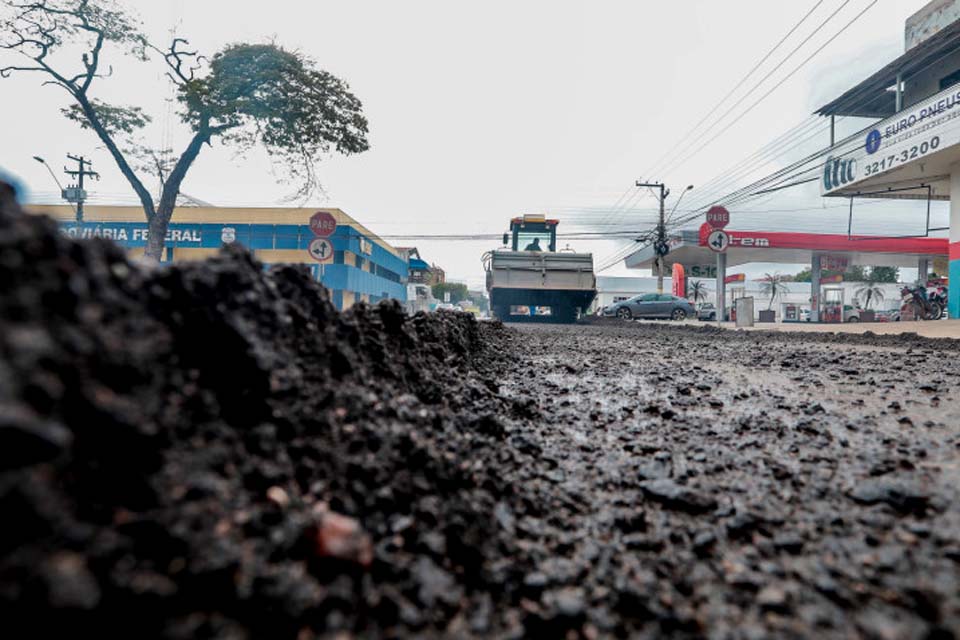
xmin=668 ymin=185 xmax=694 ymax=222
xmin=33 ymin=155 xmax=78 ymax=220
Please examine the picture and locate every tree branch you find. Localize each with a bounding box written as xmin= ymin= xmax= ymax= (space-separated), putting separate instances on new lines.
xmin=72 ymin=91 xmax=155 ymax=216
xmin=0 ymin=64 xmax=45 ymax=77
xmin=146 ymin=37 xmax=204 ymax=86
xmin=80 ymin=31 xmax=104 ymax=92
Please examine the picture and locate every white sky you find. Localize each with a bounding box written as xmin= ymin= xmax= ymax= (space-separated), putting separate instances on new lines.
xmin=1 ymin=0 xmax=941 ymax=287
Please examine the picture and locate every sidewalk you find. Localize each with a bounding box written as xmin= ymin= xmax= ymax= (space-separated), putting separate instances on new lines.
xmin=712 ymin=319 xmax=960 ymax=339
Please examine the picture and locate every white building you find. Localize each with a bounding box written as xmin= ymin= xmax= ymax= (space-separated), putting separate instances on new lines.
xmin=817 ymin=0 xmax=960 ymax=317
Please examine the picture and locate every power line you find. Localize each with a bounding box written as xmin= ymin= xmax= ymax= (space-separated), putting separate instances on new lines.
xmin=656 ymin=0 xmax=863 ymax=179
xmin=667 ymin=0 xmax=879 ymax=182
xmin=643 ymin=0 xmax=828 ymax=179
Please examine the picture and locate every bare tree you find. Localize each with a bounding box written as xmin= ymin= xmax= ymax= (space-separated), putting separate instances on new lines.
xmin=2 ymin=0 xmax=369 ymax=259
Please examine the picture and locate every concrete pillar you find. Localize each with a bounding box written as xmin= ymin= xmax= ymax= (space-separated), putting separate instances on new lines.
xmin=810 ymin=253 xmax=822 ymax=323
xmin=895 ymin=73 xmax=903 ymax=112
xmin=951 ymin=170 xmax=960 ymax=318
xmin=918 ymin=258 xmax=929 ymax=284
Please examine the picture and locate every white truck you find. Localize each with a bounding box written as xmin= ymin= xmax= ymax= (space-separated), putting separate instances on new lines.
xmin=483 ymin=215 xmax=596 ymax=323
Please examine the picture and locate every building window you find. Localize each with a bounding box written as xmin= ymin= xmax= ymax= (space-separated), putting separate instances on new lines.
xmin=334 ymin=250 xmax=344 ymax=264
xmin=941 ymin=68 xmax=960 ymax=91
xmin=374 ymin=264 xmax=401 ymax=283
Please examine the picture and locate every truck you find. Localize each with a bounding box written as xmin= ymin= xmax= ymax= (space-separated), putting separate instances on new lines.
xmin=483 ymin=215 xmax=596 ymax=323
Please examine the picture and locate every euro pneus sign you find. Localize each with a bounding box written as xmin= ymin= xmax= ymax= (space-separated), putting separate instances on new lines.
xmin=821 ymin=83 xmax=960 ymax=195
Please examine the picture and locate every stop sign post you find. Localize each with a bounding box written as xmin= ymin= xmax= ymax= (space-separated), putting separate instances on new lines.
xmin=705 ymin=206 xmax=730 ymax=328
xmin=706 ymin=205 xmax=729 ymax=230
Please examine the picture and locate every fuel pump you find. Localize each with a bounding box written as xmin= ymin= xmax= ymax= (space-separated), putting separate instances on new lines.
xmin=822 ymin=287 xmax=844 ymax=323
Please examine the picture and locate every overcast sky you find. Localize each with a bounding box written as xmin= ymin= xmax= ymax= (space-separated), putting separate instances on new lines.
xmin=1 ymin=0 xmax=941 ymax=286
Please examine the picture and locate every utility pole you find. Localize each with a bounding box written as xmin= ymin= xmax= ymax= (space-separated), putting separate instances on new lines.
xmin=636 ymin=181 xmax=668 ymax=293
xmin=63 ymin=154 xmax=99 ymax=223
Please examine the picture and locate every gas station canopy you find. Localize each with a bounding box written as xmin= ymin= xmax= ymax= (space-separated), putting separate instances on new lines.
xmin=624 ymin=227 xmax=948 ymax=271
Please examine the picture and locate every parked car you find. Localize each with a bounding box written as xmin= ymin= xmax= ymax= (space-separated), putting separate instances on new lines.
xmin=800 ymin=305 xmax=863 ymax=322
xmin=875 ymin=309 xmax=899 ymax=322
xmin=603 ymin=293 xmax=695 ymax=320
xmin=696 ymin=303 xmax=717 ymax=321
xmin=843 ymin=304 xmax=863 ymax=322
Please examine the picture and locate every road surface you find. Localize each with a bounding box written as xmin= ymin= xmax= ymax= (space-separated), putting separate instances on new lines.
xmin=482 ymin=322 xmax=960 ymax=637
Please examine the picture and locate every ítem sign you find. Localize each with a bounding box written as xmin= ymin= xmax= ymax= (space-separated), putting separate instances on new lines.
xmin=706 ymin=205 xmax=730 ymax=229
xmin=707 ymin=229 xmax=730 ymax=253
xmin=308 ymin=237 xmax=334 ymax=263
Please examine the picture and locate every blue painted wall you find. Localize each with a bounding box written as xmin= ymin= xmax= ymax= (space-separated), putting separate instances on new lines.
xmin=59 ymin=220 xmax=408 ymax=308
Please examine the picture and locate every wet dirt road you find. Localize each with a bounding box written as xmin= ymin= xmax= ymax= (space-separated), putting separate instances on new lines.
xmin=4 ymin=181 xmax=960 ymax=638
xmin=488 ymin=322 xmax=960 ymax=638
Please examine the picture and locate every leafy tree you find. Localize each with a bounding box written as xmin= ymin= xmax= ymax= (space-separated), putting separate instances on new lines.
xmin=844 ymin=265 xmax=868 ymax=282
xmin=869 ymin=266 xmax=899 ymax=283
xmin=688 ymin=280 xmax=709 ymax=304
xmin=432 ymin=282 xmax=468 ymax=304
xmin=1 ymin=0 xmax=369 ymax=259
xmin=791 ymin=267 xmax=851 ymax=283
xmin=759 ymin=272 xmax=789 ymax=309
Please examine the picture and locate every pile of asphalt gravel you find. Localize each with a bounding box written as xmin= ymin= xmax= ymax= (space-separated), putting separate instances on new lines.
xmin=5 ymin=178 xmax=960 ymax=639
xmin=0 ymin=182 xmax=528 ymax=638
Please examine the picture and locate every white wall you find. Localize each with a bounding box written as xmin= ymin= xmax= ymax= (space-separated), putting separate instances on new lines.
xmin=597 ymin=275 xmax=910 ymax=317
xmin=700 ymin=279 xmax=907 ymax=319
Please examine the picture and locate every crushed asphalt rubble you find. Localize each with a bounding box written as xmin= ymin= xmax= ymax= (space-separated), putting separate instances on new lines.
xmin=2 ymin=182 xmax=960 ymax=638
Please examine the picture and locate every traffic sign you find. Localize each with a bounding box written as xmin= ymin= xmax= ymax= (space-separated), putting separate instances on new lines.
xmin=707 ymin=229 xmax=730 ymax=253
xmin=309 ymin=211 xmax=337 ymax=237
xmin=308 ymin=237 xmax=334 ymax=262
xmin=706 ymin=205 xmax=730 ymax=229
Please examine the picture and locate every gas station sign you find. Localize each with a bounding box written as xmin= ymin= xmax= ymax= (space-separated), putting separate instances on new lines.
xmin=689 ymin=264 xmax=717 ymax=278
xmin=821 ymin=254 xmax=850 ymax=271
xmin=822 ymin=82 xmax=960 ymax=195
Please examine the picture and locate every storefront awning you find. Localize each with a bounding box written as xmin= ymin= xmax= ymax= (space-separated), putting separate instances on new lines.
xmin=815 ymin=20 xmax=960 ymax=118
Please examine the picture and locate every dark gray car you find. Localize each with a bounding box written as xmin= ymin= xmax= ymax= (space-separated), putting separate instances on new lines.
xmin=603 ymin=293 xmax=695 ymax=320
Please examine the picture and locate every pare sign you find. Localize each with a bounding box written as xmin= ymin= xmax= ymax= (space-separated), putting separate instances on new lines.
xmin=309 ymin=211 xmax=337 ymax=237
xmin=706 ymin=206 xmax=730 ymax=229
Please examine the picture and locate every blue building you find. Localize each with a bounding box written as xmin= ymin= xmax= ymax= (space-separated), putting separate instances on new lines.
xmin=29 ymin=204 xmax=408 ymax=310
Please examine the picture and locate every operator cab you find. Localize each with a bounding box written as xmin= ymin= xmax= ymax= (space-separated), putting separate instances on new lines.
xmin=503 ymin=214 xmax=558 ymax=252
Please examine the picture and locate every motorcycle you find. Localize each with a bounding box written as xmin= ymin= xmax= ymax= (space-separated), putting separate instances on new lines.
xmin=928 ymin=283 xmax=948 ymax=313
xmin=900 ymin=285 xmax=943 ymax=321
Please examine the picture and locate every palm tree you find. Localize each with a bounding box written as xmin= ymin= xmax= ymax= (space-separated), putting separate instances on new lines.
xmin=855 ymin=281 xmax=885 ymax=309
xmin=688 ymin=280 xmax=709 ymax=305
xmin=760 ymin=272 xmax=790 ymax=310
